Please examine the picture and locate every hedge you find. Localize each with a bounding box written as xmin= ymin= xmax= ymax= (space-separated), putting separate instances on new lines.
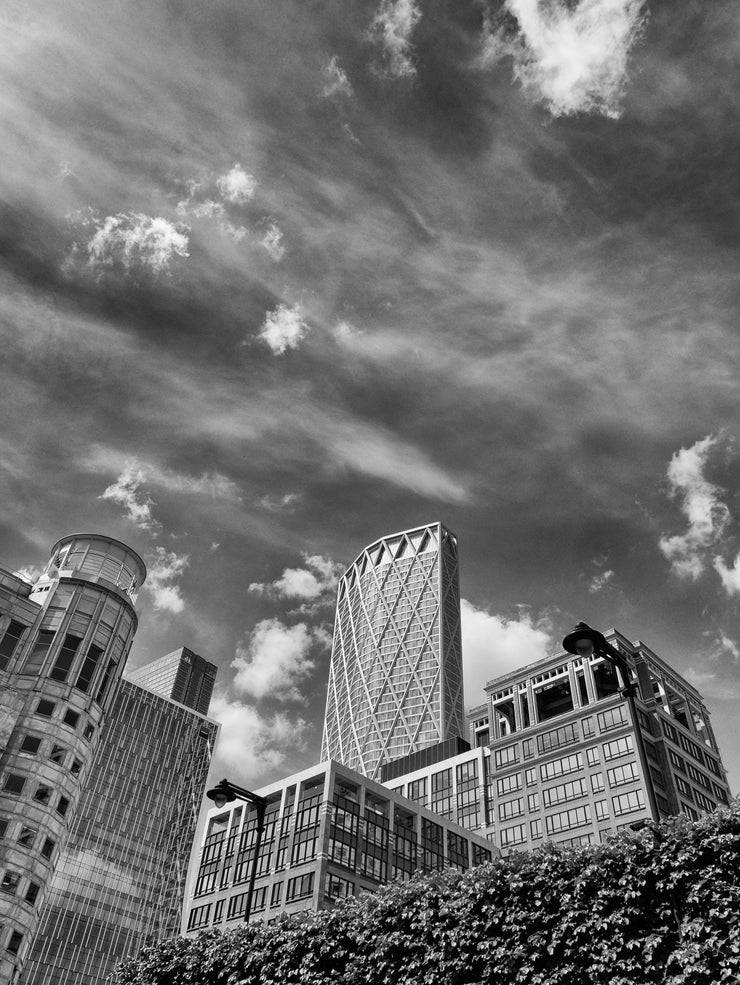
xmin=113 ymin=800 xmax=740 ymax=985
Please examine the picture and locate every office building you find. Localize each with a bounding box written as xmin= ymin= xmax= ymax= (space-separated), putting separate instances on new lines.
xmin=183 ymin=759 xmax=497 ymax=935
xmin=381 ymin=629 xmax=732 ymax=855
xmin=321 ymin=523 xmax=464 ymax=781
xmin=20 ymin=677 xmax=219 ymax=985
xmin=0 ymin=535 xmax=145 ymax=982
xmin=127 ymin=647 xmax=216 ymax=717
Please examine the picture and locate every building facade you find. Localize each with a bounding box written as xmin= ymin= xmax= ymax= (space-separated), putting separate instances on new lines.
xmin=127 ymin=647 xmax=216 ymax=717
xmin=20 ymin=678 xmax=219 ymax=985
xmin=382 ymin=628 xmax=731 ymax=856
xmin=0 ymin=536 xmax=145 ymax=983
xmin=183 ymin=760 xmax=497 ymax=935
xmin=321 ymin=523 xmax=464 ymax=781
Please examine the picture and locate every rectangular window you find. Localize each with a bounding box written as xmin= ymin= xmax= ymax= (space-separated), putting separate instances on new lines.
xmin=607 ymin=763 xmax=639 ymax=788
xmin=70 ymin=759 xmax=82 ymax=776
xmin=540 ymin=753 xmax=583 ymax=782
xmin=213 ymin=899 xmax=225 ymax=923
xmin=537 ymin=722 xmax=579 ymax=755
xmin=530 ymin=819 xmax=542 ymax=839
xmin=527 ymin=793 xmax=540 ymax=812
xmin=1 ymin=871 xmax=20 ymax=895
xmin=498 ymin=798 xmax=524 ymax=821
xmin=23 ymin=630 xmax=55 ymax=674
xmin=34 ymin=785 xmax=52 ymax=805
xmin=0 ymin=620 xmax=25 ymax=670
xmin=582 ymin=717 xmax=595 ymax=738
xmin=41 ymin=838 xmax=56 ymax=860
xmin=286 ymin=872 xmax=315 ymax=902
xmin=7 ymin=931 xmax=24 ymax=956
xmin=496 ymin=774 xmax=521 ymax=796
xmin=590 ymin=774 xmax=605 ymax=793
xmin=586 ymin=747 xmax=600 ymax=767
xmin=2 ymin=774 xmax=26 ymax=796
xmin=35 ymin=699 xmax=56 ymax=718
xmin=603 ymin=736 xmax=634 ymax=761
xmin=494 ymin=745 xmax=519 ymax=769
xmin=325 ymin=872 xmax=354 ymax=900
xmin=525 ymin=768 xmax=537 ymax=786
xmin=612 ymin=791 xmax=645 ymax=816
xmin=49 ymin=634 xmax=82 ymax=682
xmin=522 ymin=738 xmax=534 ymax=759
xmin=19 ymin=735 xmax=42 ymax=755
xmin=472 ymin=844 xmax=493 ymax=865
xmin=187 ymin=904 xmax=211 ymax=931
xmin=597 ymin=706 xmax=628 ymax=733
xmin=63 ymin=710 xmax=80 ymax=729
xmin=17 ymin=827 xmax=36 ymax=848
xmin=96 ymin=659 xmax=117 ymax=704
xmin=694 ymin=790 xmax=716 ymax=813
xmin=408 ymin=778 xmax=426 ymax=804
xmin=499 ymin=823 xmax=526 ymax=847
xmin=25 ymin=881 xmax=40 ymax=906
xmin=542 ymin=778 xmax=587 ymax=809
xmin=49 ymin=744 xmax=66 ymax=766
xmin=75 ymin=644 xmax=104 ymax=693
xmin=270 ymin=882 xmax=283 ymax=907
xmin=545 ymin=804 xmax=591 ymax=835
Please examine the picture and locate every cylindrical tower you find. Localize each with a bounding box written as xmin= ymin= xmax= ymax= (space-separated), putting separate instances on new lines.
xmin=0 ymin=535 xmax=145 ymax=982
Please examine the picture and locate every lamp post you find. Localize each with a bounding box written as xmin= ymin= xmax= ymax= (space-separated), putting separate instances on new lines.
xmin=561 ymin=622 xmax=659 ymax=822
xmin=206 ymin=778 xmax=267 ymax=923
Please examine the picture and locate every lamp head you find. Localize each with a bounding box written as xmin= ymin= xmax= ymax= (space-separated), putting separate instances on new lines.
xmin=562 ymin=622 xmax=606 ymax=657
xmin=206 ymin=779 xmax=236 ymax=810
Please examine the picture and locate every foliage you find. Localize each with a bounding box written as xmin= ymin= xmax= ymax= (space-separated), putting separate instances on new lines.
xmin=113 ymin=800 xmax=740 ymax=985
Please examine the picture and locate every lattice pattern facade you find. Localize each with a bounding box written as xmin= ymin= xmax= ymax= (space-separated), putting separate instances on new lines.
xmin=321 ymin=523 xmax=464 ymax=780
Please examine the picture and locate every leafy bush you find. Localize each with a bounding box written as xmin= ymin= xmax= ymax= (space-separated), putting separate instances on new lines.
xmin=113 ymin=800 xmax=740 ymax=985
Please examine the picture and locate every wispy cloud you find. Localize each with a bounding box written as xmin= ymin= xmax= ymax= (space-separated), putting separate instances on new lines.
xmin=144 ymin=547 xmax=189 ymax=614
xmin=321 ymin=56 xmax=353 ymax=98
xmin=260 ymin=222 xmax=285 ymax=262
xmin=714 ymin=553 xmax=740 ymax=597
xmin=208 ymin=691 xmax=309 ymax=781
xmin=216 ymin=164 xmax=257 ymax=205
xmin=257 ymin=304 xmax=309 ymax=354
xmin=99 ymin=463 xmax=161 ymax=533
xmin=482 ymin=0 xmax=647 ymax=118
xmin=658 ymin=435 xmax=730 ymax=580
xmin=250 ymin=553 xmax=342 ymax=602
xmin=461 ymin=600 xmax=553 ymax=705
xmin=368 ymin=0 xmax=422 ymax=79
xmin=259 ymin=492 xmax=302 ymax=513
xmin=231 ymin=618 xmax=318 ymax=703
xmin=85 ymin=213 xmax=189 ymax=274
xmin=87 ymin=448 xmax=241 ymax=502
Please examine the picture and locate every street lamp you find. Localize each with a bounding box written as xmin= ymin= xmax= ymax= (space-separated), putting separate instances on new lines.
xmin=206 ymin=778 xmax=267 ymax=923
xmin=561 ymin=622 xmax=659 ymax=821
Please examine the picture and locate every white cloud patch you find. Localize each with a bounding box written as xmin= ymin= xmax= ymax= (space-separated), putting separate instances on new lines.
xmin=482 ymin=0 xmax=647 ymax=119
xmin=461 ymin=600 xmax=553 ymax=706
xmin=99 ymin=463 xmax=160 ymax=533
xmin=250 ymin=553 xmax=342 ymax=602
xmin=260 ymin=222 xmax=285 ymax=262
xmin=208 ymin=692 xmax=309 ymax=781
xmin=659 ymin=435 xmax=730 ymax=580
xmin=368 ymin=0 xmax=422 ymax=79
xmin=87 ymin=213 xmax=189 ymax=273
xmin=714 ymin=553 xmax=740 ymax=597
xmin=216 ymin=164 xmax=257 ymax=205
xmin=144 ymin=547 xmax=189 ymax=614
xmin=231 ymin=618 xmax=317 ymax=702
xmin=257 ymin=304 xmax=309 ymax=354
xmin=259 ymin=492 xmax=301 ymax=513
xmin=332 ymin=320 xmax=361 ymax=343
xmin=589 ymin=568 xmax=614 ymax=593
xmin=321 ymin=55 xmax=354 ymax=97
xmin=87 ymin=448 xmax=241 ymax=503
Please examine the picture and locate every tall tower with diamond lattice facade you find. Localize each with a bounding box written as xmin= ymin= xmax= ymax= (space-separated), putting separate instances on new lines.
xmin=321 ymin=522 xmax=464 ymax=780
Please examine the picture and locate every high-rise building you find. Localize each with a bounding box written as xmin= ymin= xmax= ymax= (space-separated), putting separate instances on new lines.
xmin=20 ymin=677 xmax=219 ymax=985
xmin=0 ymin=535 xmax=145 ymax=983
xmin=321 ymin=523 xmax=463 ymax=781
xmin=380 ymin=628 xmax=733 ymax=855
xmin=127 ymin=646 xmax=217 ymax=716
xmin=183 ymin=759 xmax=497 ymax=935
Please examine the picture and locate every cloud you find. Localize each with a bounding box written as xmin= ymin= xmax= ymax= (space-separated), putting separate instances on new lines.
xmin=257 ymin=304 xmax=309 ymax=354
xmin=332 ymin=320 xmax=361 ymax=343
xmin=589 ymin=568 xmax=614 ymax=593
xmin=208 ymin=692 xmax=308 ymax=781
xmin=216 ymin=164 xmax=257 ymax=205
xmin=461 ymin=600 xmax=553 ymax=706
xmin=684 ymin=668 xmax=740 ymax=701
xmin=13 ymin=566 xmax=43 ymax=584
xmin=231 ymin=618 xmax=317 ymax=702
xmin=259 ymin=492 xmax=302 ymax=513
xmin=482 ymin=0 xmax=647 ymax=118
xmin=86 ymin=448 xmax=241 ymax=502
xmin=144 ymin=547 xmax=189 ymax=613
xmin=321 ymin=55 xmax=354 ymax=98
xmin=250 ymin=553 xmax=342 ymax=602
xmin=368 ymin=0 xmax=422 ymax=79
xmin=658 ymin=435 xmax=730 ymax=580
xmin=86 ymin=213 xmax=189 ymax=273
xmin=714 ymin=553 xmax=740 ymax=597
xmin=260 ymin=222 xmax=285 ymax=262
xmin=99 ymin=463 xmax=160 ymax=532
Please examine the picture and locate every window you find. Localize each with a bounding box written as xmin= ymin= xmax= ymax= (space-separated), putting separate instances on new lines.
xmin=540 ymin=753 xmax=583 ymax=782
xmin=70 ymin=759 xmax=82 ymax=776
xmin=286 ymin=872 xmax=314 ymax=902
xmin=494 ymin=745 xmax=519 ymax=769
xmin=213 ymin=899 xmax=225 ymax=923
xmin=537 ymin=723 xmax=579 ymax=755
xmin=1 ymin=871 xmax=20 ymax=895
xmin=49 ymin=634 xmax=82 ymax=682
xmin=270 ymin=882 xmax=283 ymax=907
xmin=668 ymin=750 xmax=686 ymax=773
xmin=542 ymin=779 xmax=587 ymax=809
xmin=33 ymin=785 xmax=52 ymax=805
xmin=535 ymin=678 xmax=574 ymax=722
xmin=525 ymin=768 xmax=537 ymax=786
xmin=694 ymin=790 xmax=716 ymax=813
xmin=49 ymin=744 xmax=66 ymax=765
xmin=607 ymin=763 xmax=639 ymax=788
xmin=545 ymin=805 xmax=591 ymax=835
xmin=56 ymin=796 xmax=70 ymax=818
xmin=597 ymin=705 xmax=627 ymax=732
xmin=75 ymin=644 xmax=104 ymax=693
xmin=63 ymin=710 xmax=80 ymax=729
xmin=19 ymin=735 xmax=42 ymax=755
xmin=0 ymin=620 xmax=25 ymax=670
xmin=41 ymin=838 xmax=56 ymax=860
xmin=24 ymin=630 xmax=55 ymax=673
xmin=2 ymin=773 xmax=26 ymax=796
xmin=472 ymin=844 xmax=493 ymax=865
xmin=595 ymin=800 xmax=609 ymax=821
xmin=0 ymin=819 xmax=6 ymax=839
xmin=527 ymin=793 xmax=540 ymax=812
xmin=530 ymin=819 xmax=542 ymax=839
xmin=603 ymin=736 xmax=634 ymax=761
xmin=582 ymin=717 xmax=595 ymax=738
xmin=25 ymin=882 xmax=40 ymax=906
xmin=496 ymin=774 xmax=521 ymax=796
xmin=96 ymin=659 xmax=116 ymax=704
xmin=498 ymin=798 xmax=524 ymax=821
xmin=612 ymin=791 xmax=645 ymax=816
xmin=586 ymin=747 xmax=600 ymax=767
xmin=187 ymin=904 xmax=211 ymax=931
xmin=17 ymin=827 xmax=36 ymax=848
xmin=408 ymin=778 xmax=426 ymax=804
xmin=325 ymin=872 xmax=354 ymax=900
xmin=83 ymin=723 xmax=95 ymax=740
xmin=35 ymin=699 xmax=56 ymax=718
xmin=7 ymin=931 xmax=24 ymax=956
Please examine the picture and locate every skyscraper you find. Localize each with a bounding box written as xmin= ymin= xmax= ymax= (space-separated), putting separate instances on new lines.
xmin=0 ymin=535 xmax=145 ymax=982
xmin=127 ymin=646 xmax=217 ymax=716
xmin=20 ymin=676 xmax=219 ymax=985
xmin=321 ymin=522 xmax=464 ymax=781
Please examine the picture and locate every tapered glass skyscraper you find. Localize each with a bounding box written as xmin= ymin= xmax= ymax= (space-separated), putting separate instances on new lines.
xmin=321 ymin=522 xmax=464 ymax=780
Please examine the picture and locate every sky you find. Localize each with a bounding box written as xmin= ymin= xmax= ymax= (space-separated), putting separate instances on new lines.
xmin=1 ymin=0 xmax=740 ymax=796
